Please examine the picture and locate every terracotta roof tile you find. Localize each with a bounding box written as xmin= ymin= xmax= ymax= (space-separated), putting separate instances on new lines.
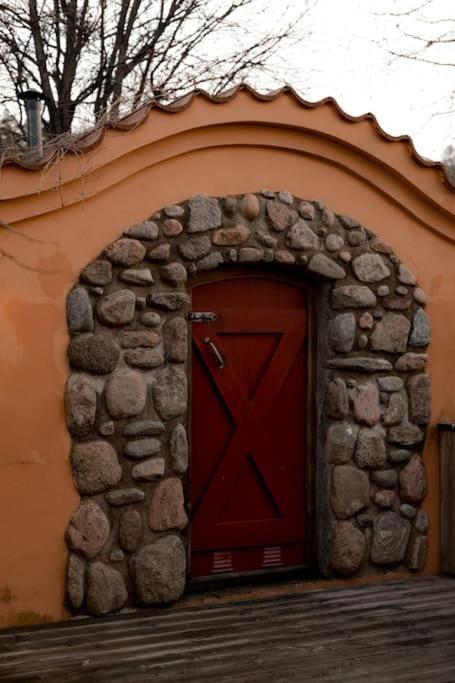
xmin=2 ymin=84 xmax=453 ymax=188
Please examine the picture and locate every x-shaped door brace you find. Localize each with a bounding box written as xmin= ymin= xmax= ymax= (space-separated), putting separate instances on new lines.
xmin=192 ymin=309 xmax=307 ymax=540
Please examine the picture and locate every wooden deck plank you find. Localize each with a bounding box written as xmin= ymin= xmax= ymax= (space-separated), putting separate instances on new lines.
xmin=1 ymin=577 xmax=455 ymax=681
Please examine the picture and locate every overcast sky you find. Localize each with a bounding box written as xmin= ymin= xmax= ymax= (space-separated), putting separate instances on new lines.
xmin=247 ymin=0 xmax=454 ymax=161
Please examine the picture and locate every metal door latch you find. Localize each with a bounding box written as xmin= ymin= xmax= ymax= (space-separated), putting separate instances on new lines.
xmin=204 ymin=337 xmax=225 ymax=369
xmin=188 ymin=311 xmax=218 ymax=323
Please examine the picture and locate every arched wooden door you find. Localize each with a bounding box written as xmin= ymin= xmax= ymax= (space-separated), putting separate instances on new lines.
xmin=190 ymin=272 xmax=309 ymax=578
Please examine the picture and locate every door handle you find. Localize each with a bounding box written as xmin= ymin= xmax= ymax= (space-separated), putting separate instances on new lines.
xmin=204 ymin=337 xmax=225 ymax=369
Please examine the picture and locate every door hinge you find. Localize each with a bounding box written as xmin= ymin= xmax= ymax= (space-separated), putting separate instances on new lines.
xmin=188 ymin=311 xmax=218 ymax=323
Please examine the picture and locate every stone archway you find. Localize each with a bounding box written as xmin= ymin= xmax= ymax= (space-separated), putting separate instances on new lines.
xmin=64 ymin=191 xmax=431 ymax=616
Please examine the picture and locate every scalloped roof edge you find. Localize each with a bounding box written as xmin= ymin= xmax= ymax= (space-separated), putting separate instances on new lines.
xmin=2 ymin=84 xmax=453 ymax=189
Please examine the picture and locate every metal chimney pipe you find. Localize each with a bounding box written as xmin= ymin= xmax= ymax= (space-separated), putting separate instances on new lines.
xmin=18 ymin=90 xmax=44 ymax=159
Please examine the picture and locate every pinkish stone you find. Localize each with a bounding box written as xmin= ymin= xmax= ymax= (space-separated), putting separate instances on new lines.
xmin=212 ymin=224 xmax=250 ymax=246
xmin=241 ymin=194 xmax=260 ymax=219
xmin=66 ymin=500 xmax=109 ymax=558
xmin=162 ymin=219 xmax=183 ymax=237
xmin=149 ymin=478 xmax=188 ymax=531
xmin=353 ymin=382 xmax=380 ymax=426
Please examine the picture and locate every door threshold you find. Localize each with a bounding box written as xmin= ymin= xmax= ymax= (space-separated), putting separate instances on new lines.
xmin=187 ymin=564 xmax=318 ymax=593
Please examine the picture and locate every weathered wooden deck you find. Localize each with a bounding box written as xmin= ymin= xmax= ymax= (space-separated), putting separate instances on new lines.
xmin=1 ymin=576 xmax=455 ymax=682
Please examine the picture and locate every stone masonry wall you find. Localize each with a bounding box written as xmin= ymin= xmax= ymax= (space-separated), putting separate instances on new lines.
xmin=65 ymin=191 xmax=431 ymax=615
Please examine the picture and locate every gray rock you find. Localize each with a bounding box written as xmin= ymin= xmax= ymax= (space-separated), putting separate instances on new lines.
xmin=278 ymin=191 xmax=294 ymax=205
xmin=408 ymin=374 xmax=431 ymax=424
xmin=124 ymin=438 xmax=161 ymax=459
xmin=347 ymin=230 xmax=365 ymax=246
xmin=66 ymin=554 xmax=85 ymax=610
xmin=266 ymin=200 xmax=298 ymax=231
xmin=371 ymin=512 xmax=411 ymax=564
xmin=147 ymin=244 xmax=171 ymax=261
xmin=68 ymin=334 xmax=120 ymax=374
xmin=67 ymin=287 xmax=93 ymax=334
xmin=399 ymin=454 xmax=426 ymax=503
xmin=408 ymin=535 xmax=427 ymax=571
xmin=147 ymin=293 xmax=190 ymax=310
xmin=105 ymin=488 xmax=145 ymax=506
xmin=325 ymin=378 xmax=349 ymax=420
xmin=123 ymin=420 xmax=165 ymax=437
xmin=400 ymin=504 xmax=417 ymax=519
xmin=370 ymin=469 xmax=397 ymax=488
xmin=331 ymin=465 xmax=369 ymax=519
xmin=354 ymin=428 xmax=386 ymax=469
xmin=97 ymin=290 xmax=136 ymax=326
xmin=119 ymin=269 xmax=154 ymax=285
xmin=352 ymin=254 xmax=390 ymax=283
xmin=255 ymin=229 xmax=278 ymax=247
xmin=161 ymin=262 xmax=188 ymax=286
xmin=377 ymin=285 xmax=390 ymax=297
xmin=395 ymin=353 xmax=428 ymax=372
xmin=286 ymin=220 xmax=320 ymax=250
xmin=106 ymin=370 xmax=147 ymax=419
xmin=331 ymin=286 xmax=377 ymax=309
xmin=109 ymin=550 xmax=125 ymax=563
xmin=325 ymin=233 xmax=344 ymax=252
xmin=378 ymin=377 xmax=403 ymax=392
xmin=188 ymin=194 xmax=221 ymax=232
xmin=98 ymin=420 xmax=115 ymax=436
xmin=327 ymin=421 xmax=356 ymax=464
xmin=413 ymin=288 xmax=427 ymax=305
xmin=170 ymin=423 xmax=189 ymax=473
xmin=326 ymin=357 xmax=393 ymax=372
xmin=86 ymin=562 xmax=128 ymax=615
xmin=369 ymin=313 xmax=411 ymax=353
xmin=340 ymin=215 xmax=360 ymax=229
xmin=119 ymin=510 xmax=143 ymax=552
xmin=125 ymin=220 xmax=159 ymax=240
xmin=397 ymin=264 xmax=416 ymax=285
xmin=81 ymin=259 xmax=112 ymax=286
xmin=298 ymin=201 xmax=316 ymax=220
xmin=65 ymin=374 xmax=97 ymax=437
xmin=409 ymin=309 xmax=431 ymax=347
xmin=71 ymin=441 xmax=122 ymax=495
xmin=119 ymin=330 xmax=160 ymax=348
xmin=164 ymin=205 xmax=185 ymax=218
xmin=164 ymin=317 xmax=188 ymax=362
xmin=388 ymin=423 xmax=423 ymax=447
xmin=196 ymin=252 xmax=224 ymax=270
xmin=415 ymin=510 xmax=429 ymax=534
xmin=124 ymin=349 xmax=164 ymax=368
xmin=149 ymin=478 xmax=188 ymax=531
xmin=132 ymin=457 xmax=165 ymax=481
xmin=140 ymin=311 xmax=162 ymax=327
xmin=308 ymin=254 xmax=346 ymax=279
xmin=352 ymin=383 xmax=380 ymax=426
xmin=104 ymin=238 xmax=146 ymax=265
xmin=153 ymin=366 xmax=187 ymax=421
xmin=383 ymin=392 xmax=406 ymax=427
xmin=330 ymin=522 xmax=365 ymax=575
xmin=179 ymin=235 xmax=212 ymax=260
xmin=131 ymin=536 xmax=186 ymax=604
xmin=388 ymin=449 xmax=412 ymax=464
xmin=238 ymin=247 xmax=263 ymax=262
xmin=66 ymin=500 xmax=109 ymax=558
xmin=329 ymin=313 xmax=356 ymax=352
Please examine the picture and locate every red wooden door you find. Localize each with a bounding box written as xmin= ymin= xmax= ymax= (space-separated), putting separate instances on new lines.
xmin=190 ymin=274 xmax=308 ymax=578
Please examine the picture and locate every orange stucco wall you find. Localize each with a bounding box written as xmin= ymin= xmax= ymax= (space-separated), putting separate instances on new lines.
xmin=0 ymin=91 xmax=454 ymax=629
